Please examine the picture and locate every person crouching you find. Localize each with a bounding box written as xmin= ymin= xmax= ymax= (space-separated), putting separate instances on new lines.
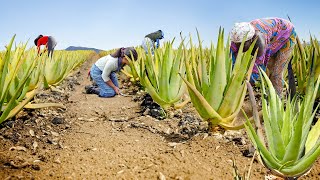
xmin=85 ymin=47 xmax=138 ymax=97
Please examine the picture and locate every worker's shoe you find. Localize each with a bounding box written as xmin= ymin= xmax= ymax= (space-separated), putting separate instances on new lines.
xmin=85 ymin=85 xmax=93 ymax=91
xmin=85 ymin=86 xmax=99 ymax=95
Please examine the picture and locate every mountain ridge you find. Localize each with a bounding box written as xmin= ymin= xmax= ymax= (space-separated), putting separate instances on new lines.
xmin=65 ymin=46 xmax=102 ymax=53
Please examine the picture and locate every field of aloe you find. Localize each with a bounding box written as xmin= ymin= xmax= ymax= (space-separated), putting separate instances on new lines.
xmin=0 ymin=36 xmax=93 ymax=124
xmin=0 ymin=30 xmax=320 ymax=179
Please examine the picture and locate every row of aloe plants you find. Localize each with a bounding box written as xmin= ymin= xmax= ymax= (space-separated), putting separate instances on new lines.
xmin=123 ymin=29 xmax=257 ymax=128
xmin=43 ymin=50 xmax=91 ymax=88
xmin=0 ymin=36 xmax=93 ymax=124
xmin=120 ymin=29 xmax=320 ymax=178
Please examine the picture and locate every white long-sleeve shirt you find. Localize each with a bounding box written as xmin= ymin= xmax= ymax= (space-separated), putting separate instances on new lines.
xmin=95 ymin=55 xmax=119 ymax=82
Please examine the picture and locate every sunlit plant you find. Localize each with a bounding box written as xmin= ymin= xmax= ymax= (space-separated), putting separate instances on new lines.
xmin=0 ymin=36 xmax=39 ymax=123
xmin=0 ymin=36 xmax=92 ymax=124
xmin=141 ymin=40 xmax=187 ymax=109
xmin=121 ymin=48 xmax=144 ymax=84
xmin=292 ymin=36 xmax=320 ymax=96
xmin=180 ymin=28 xmax=257 ymax=130
xmin=43 ymin=50 xmax=91 ymax=88
xmin=244 ymin=67 xmax=320 ymax=178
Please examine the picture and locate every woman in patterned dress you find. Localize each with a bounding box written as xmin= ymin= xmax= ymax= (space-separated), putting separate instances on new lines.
xmin=230 ymin=18 xmax=297 ymax=96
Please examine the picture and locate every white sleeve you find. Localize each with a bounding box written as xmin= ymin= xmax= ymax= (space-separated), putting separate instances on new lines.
xmin=101 ymin=60 xmax=115 ymax=82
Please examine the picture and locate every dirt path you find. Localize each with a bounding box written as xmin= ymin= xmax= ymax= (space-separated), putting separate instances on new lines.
xmin=0 ymin=54 xmax=319 ymax=179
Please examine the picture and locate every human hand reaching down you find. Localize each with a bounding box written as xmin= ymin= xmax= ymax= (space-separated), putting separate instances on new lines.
xmin=114 ymin=87 xmax=120 ymax=95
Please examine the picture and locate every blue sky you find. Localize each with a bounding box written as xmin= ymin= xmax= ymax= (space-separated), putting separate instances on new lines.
xmin=1 ymin=0 xmax=320 ymax=50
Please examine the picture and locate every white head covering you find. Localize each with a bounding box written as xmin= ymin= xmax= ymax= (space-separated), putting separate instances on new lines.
xmin=230 ymin=22 xmax=255 ymax=43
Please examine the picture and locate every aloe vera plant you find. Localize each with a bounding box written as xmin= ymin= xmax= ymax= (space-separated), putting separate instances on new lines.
xmin=140 ymin=40 xmax=186 ymax=109
xmin=43 ymin=50 xmax=90 ymax=88
xmin=180 ymin=28 xmax=257 ymax=130
xmin=122 ymin=48 xmax=144 ymax=84
xmin=0 ymin=36 xmax=39 ymax=123
xmin=0 ymin=36 xmax=93 ymax=124
xmin=15 ymin=48 xmax=43 ymax=92
xmin=244 ymin=67 xmax=320 ymax=178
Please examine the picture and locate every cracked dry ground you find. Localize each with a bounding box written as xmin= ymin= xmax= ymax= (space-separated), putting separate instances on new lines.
xmin=0 ymin=54 xmax=319 ymax=180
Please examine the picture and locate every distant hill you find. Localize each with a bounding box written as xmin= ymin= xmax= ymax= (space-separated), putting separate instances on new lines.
xmin=65 ymin=46 xmax=102 ymax=53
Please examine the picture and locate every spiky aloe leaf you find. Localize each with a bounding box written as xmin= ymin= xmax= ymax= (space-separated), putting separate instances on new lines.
xmin=24 ymin=102 xmax=65 ymax=109
xmin=260 ymin=70 xmax=286 ymax=160
xmin=206 ymin=28 xmax=227 ymax=110
xmin=180 ymin=74 xmax=222 ymax=120
xmin=142 ymin=73 xmax=169 ymax=109
xmin=306 ymin=119 xmax=320 ymax=153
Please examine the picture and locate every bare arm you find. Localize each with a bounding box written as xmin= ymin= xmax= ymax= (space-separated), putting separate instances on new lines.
xmin=106 ymin=80 xmax=117 ymax=90
xmin=106 ymin=80 xmax=119 ymax=95
xmin=37 ymin=44 xmax=41 ymax=55
xmin=44 ymin=43 xmax=48 ymax=53
xmin=102 ymin=61 xmax=120 ymax=95
xmin=37 ymin=43 xmax=47 ymax=55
